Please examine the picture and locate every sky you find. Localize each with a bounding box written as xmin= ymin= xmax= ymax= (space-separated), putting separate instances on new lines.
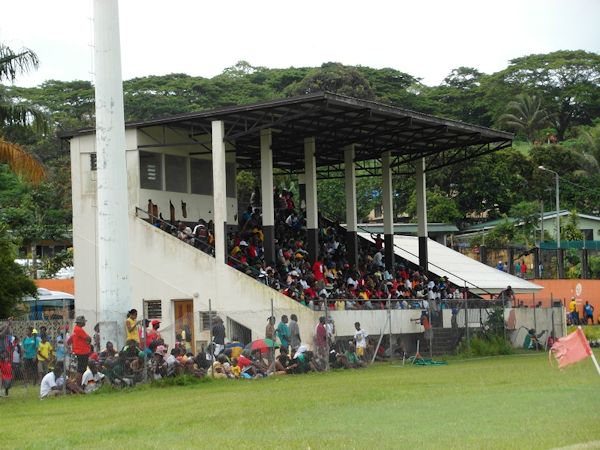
xmin=2 ymin=0 xmax=600 ymax=88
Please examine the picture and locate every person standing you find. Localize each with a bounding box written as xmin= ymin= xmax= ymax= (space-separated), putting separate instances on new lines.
xmin=22 ymin=327 xmax=39 ymax=385
xmin=276 ymin=315 xmax=290 ymax=353
xmin=69 ymin=315 xmax=91 ymax=386
xmin=265 ymin=316 xmax=276 ymax=340
xmin=569 ymin=297 xmax=579 ymax=325
xmin=36 ymin=334 xmax=54 ymax=376
xmin=11 ymin=337 xmax=23 ymax=383
xmin=212 ymin=317 xmax=226 ymax=355
xmin=125 ymin=309 xmax=141 ymax=345
xmin=354 ymin=322 xmax=368 ymax=361
xmin=584 ymin=301 xmax=594 ymax=325
xmin=288 ymin=314 xmax=301 ymax=354
xmin=315 ymin=316 xmax=327 ymax=364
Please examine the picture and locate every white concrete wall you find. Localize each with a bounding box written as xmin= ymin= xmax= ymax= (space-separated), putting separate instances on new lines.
xmin=329 ymin=309 xmax=425 ymax=337
xmin=130 ymin=218 xmax=319 ymax=349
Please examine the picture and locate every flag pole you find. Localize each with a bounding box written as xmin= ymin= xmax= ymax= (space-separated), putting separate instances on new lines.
xmin=590 ymin=352 xmax=600 ymax=376
xmin=577 ymin=326 xmax=600 ymax=376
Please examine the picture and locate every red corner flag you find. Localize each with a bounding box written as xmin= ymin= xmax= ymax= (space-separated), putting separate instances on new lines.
xmin=551 ymin=327 xmax=600 ymax=375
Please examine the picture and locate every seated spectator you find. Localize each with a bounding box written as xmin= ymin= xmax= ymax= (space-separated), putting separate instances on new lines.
xmin=40 ymin=364 xmax=65 ymax=399
xmin=81 ymin=360 xmax=105 ymax=394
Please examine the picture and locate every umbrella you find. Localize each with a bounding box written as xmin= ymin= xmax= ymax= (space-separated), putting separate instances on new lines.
xmin=245 ymin=338 xmax=279 ymax=354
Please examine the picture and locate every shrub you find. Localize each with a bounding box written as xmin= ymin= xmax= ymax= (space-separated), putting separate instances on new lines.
xmin=458 ymin=334 xmax=514 ymax=357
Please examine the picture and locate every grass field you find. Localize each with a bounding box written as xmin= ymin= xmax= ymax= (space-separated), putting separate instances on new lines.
xmin=1 ymin=352 xmax=600 ymax=449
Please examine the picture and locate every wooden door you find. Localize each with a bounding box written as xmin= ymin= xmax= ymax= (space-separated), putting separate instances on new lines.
xmin=174 ymin=299 xmax=194 ymax=353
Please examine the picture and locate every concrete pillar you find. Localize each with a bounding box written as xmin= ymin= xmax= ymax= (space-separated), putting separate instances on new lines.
xmin=382 ymin=151 xmax=395 ymax=271
xmin=304 ymin=137 xmax=319 ymax=263
xmin=260 ymin=129 xmax=275 ymax=264
xmin=557 ymin=248 xmax=565 ymax=279
xmin=581 ymin=248 xmax=589 ymax=279
xmin=298 ymin=174 xmax=306 ymax=215
xmin=94 ymin=0 xmax=131 ymax=349
xmin=344 ymin=145 xmax=358 ymax=267
xmin=212 ymin=120 xmax=227 ymax=264
xmin=416 ymin=157 xmax=428 ymax=272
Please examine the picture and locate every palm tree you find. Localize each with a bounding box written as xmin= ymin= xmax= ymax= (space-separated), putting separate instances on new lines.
xmin=499 ymin=94 xmax=550 ymax=142
xmin=0 ymin=43 xmax=45 ymax=183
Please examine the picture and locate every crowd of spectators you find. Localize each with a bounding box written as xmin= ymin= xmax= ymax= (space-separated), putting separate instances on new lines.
xmin=152 ymin=187 xmax=470 ymax=312
xmin=0 ymin=308 xmax=378 ymax=399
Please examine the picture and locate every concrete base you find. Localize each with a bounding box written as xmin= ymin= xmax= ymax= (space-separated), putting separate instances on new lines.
xmin=384 ymin=234 xmax=395 ymax=271
xmin=307 ymin=228 xmax=319 ymax=263
xmin=418 ymin=236 xmax=428 ymax=272
xmin=263 ymin=225 xmax=275 ymax=265
xmin=346 ymin=230 xmax=358 ymax=268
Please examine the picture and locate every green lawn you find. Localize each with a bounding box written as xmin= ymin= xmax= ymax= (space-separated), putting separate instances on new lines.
xmin=1 ymin=353 xmax=600 ymax=449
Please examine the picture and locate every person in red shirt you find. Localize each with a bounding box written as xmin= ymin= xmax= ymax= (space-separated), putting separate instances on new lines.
xmin=0 ymin=350 xmax=12 ymax=396
xmin=312 ymin=257 xmax=324 ymax=282
xmin=315 ymin=316 xmax=327 ymax=363
xmin=69 ymin=315 xmax=91 ymax=384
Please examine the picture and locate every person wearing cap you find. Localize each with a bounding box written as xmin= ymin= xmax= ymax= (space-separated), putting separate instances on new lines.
xmin=146 ymin=320 xmax=162 ymax=347
xmin=70 ymin=315 xmax=92 ymax=384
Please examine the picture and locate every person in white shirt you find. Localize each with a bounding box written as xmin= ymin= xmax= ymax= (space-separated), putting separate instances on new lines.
xmin=353 ymin=322 xmax=368 ymax=360
xmin=81 ymin=361 xmax=105 ymax=394
xmin=40 ymin=365 xmax=64 ymax=399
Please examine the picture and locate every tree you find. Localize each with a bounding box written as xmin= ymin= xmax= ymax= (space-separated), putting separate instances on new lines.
xmin=285 ymin=62 xmax=375 ymax=99
xmin=509 ymin=200 xmax=540 ymax=246
xmin=486 ymin=51 xmax=600 ymax=140
xmin=499 ymin=94 xmax=549 ymax=142
xmin=0 ymin=43 xmax=45 ymax=183
xmin=406 ymin=189 xmax=463 ymax=224
xmin=561 ymin=211 xmax=584 ymax=241
xmin=0 ymin=224 xmax=37 ymax=318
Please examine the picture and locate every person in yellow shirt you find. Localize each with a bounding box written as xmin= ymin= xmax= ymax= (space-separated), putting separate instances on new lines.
xmin=126 ymin=309 xmax=141 ymax=344
xmin=569 ymin=297 xmax=579 ymax=325
xmin=37 ymin=335 xmax=54 ymax=375
xmin=230 ymin=358 xmax=241 ymax=378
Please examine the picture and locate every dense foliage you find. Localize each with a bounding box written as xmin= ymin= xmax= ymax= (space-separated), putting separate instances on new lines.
xmin=1 ymin=50 xmax=600 ymax=253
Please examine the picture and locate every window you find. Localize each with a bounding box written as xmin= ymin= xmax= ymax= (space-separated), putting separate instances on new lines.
xmin=139 ymin=151 xmax=162 ymax=190
xmin=165 ymin=154 xmax=188 ymax=193
xmin=190 ymin=158 xmax=213 ymax=195
xmin=581 ymin=229 xmax=593 ymax=241
xmin=90 ymin=153 xmax=97 ymax=171
xmin=143 ymin=300 xmax=162 ymax=320
xmin=199 ymin=311 xmax=218 ymax=331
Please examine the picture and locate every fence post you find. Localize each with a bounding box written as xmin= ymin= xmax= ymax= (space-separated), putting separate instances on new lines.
xmin=388 ymin=300 xmax=393 ymax=361
xmin=62 ymin=298 xmax=67 ymax=395
xmin=464 ymin=297 xmax=470 ymax=354
xmin=209 ymin=299 xmax=214 ymax=378
xmin=270 ymin=298 xmax=276 ymax=373
xmin=533 ymin=294 xmax=537 ymax=333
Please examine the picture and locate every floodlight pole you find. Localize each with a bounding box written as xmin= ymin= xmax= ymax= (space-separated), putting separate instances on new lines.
xmin=538 ymin=166 xmax=562 ymax=278
xmin=94 ymin=0 xmax=131 ymax=350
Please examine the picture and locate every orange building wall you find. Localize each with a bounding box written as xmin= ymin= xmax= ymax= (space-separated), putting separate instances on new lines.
xmin=34 ymin=279 xmax=75 ymax=295
xmin=531 ymin=279 xmax=599 ymax=324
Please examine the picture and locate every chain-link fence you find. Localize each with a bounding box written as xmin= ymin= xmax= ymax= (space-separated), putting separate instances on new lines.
xmin=0 ymin=299 xmax=567 ymax=397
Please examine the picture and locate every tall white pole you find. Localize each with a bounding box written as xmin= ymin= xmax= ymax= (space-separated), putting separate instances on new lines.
xmin=555 ymin=173 xmax=560 ymax=249
xmin=94 ymin=0 xmax=131 ymax=349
